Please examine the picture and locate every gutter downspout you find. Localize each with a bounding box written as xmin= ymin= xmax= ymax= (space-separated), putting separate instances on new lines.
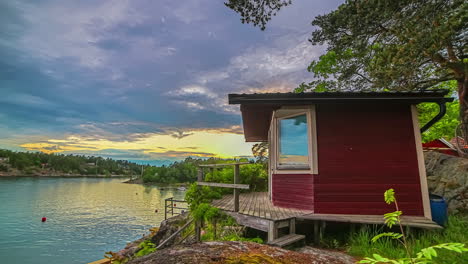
xmin=420 ymin=102 xmax=447 ymax=133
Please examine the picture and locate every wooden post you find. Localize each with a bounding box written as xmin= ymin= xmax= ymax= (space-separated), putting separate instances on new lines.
xmin=289 ymin=218 xmax=296 ymax=234
xmin=313 ymin=221 xmax=320 ymax=245
xmin=267 ymin=221 xmax=277 ymax=243
xmin=197 ymin=168 xmax=203 ymax=182
xmin=320 ymin=221 xmax=326 ymax=241
xmin=195 ymin=220 xmax=201 ymax=242
xmin=171 ymin=198 xmax=174 ymax=216
xmin=233 ymin=164 xmax=240 ymax=212
xmin=164 ymin=199 xmax=167 ymax=220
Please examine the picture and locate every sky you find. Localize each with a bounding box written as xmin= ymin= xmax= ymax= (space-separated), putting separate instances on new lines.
xmin=0 ymin=0 xmax=343 ymax=165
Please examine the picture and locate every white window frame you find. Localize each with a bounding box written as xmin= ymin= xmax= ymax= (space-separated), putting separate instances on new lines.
xmin=271 ymin=105 xmax=318 ymax=174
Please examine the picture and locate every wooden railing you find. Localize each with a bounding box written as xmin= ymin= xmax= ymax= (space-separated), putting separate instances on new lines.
xmin=164 ymin=197 xmax=188 ymax=220
xmin=197 ymin=162 xmax=250 ymax=212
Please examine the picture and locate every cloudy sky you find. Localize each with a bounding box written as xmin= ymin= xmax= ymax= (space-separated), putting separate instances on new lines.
xmin=0 ymin=0 xmax=342 ymax=165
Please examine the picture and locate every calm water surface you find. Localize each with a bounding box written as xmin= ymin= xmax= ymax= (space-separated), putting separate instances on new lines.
xmin=0 ymin=177 xmax=186 ymax=264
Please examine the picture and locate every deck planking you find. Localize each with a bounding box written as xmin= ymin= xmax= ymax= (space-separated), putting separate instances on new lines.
xmin=211 ymin=192 xmax=311 ymax=221
xmin=211 ymin=192 xmax=441 ymax=229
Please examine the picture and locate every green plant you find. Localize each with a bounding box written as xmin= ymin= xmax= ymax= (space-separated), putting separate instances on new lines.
xmin=222 ymin=233 xmax=263 ymax=244
xmin=104 ymin=251 xmax=128 ymax=264
xmin=358 ymin=189 xmax=468 ymax=264
xmin=134 ymin=240 xmax=156 ymax=257
xmin=185 ymin=183 xmax=222 ymax=211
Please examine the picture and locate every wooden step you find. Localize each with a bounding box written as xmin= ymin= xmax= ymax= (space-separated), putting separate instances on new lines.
xmin=268 ymin=234 xmax=305 ymax=247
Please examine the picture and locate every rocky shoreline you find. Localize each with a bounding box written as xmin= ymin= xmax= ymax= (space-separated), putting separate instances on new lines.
xmin=103 ymin=213 xmax=356 ymax=264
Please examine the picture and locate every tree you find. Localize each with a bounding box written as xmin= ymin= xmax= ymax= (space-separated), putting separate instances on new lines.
xmin=227 ymin=0 xmax=468 ymax=123
xmin=418 ymin=81 xmax=460 ymax=142
xmin=225 ymin=0 xmax=291 ymax=30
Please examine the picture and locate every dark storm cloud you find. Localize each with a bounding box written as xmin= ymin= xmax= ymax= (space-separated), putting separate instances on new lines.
xmin=0 ymin=0 xmax=344 ymax=161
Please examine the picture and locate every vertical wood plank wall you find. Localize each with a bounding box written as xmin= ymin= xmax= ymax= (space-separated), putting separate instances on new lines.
xmin=271 ymin=103 xmax=424 ymax=216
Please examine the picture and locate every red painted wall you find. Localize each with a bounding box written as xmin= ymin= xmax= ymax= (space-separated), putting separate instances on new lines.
xmin=271 ymin=103 xmax=424 ymax=216
xmin=272 ymin=174 xmax=314 ymax=211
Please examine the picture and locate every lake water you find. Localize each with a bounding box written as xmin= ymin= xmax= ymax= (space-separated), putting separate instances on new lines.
xmin=0 ymin=177 xmax=186 ymax=264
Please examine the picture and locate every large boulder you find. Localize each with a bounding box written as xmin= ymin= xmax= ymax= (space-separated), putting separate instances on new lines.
xmin=126 ymin=241 xmax=356 ymax=264
xmin=424 ymin=151 xmax=468 ymax=213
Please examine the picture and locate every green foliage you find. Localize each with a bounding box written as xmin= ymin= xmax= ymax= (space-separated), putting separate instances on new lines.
xmin=221 ymin=234 xmax=263 ymax=244
xmin=383 ymin=211 xmax=402 ymax=229
xmin=185 ymin=183 xmax=222 ymax=211
xmin=0 ymin=148 xmax=147 ymax=176
xmin=134 ymin=240 xmax=156 ymax=257
xmin=192 ymin=203 xmax=220 ymax=222
xmin=224 ymin=0 xmax=291 ymax=30
xmin=204 ymin=163 xmax=268 ymax=192
xmin=228 ymin=0 xmax=468 ymax=122
xmin=141 ymin=157 xmax=203 ymax=183
xmin=384 ymin=189 xmax=396 ymax=204
xmin=349 ymin=216 xmax=468 ymax=263
xmin=417 ymin=81 xmax=460 ymax=143
xmin=357 ymin=189 xmax=468 ymax=263
xmin=0 ymin=164 xmax=8 ymax=172
xmin=372 ymin=232 xmax=403 ymax=243
xmin=306 ymin=1 xmax=466 ymax=92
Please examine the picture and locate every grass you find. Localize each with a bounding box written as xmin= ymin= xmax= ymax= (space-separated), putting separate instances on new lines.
xmin=347 ymin=215 xmax=468 ymax=263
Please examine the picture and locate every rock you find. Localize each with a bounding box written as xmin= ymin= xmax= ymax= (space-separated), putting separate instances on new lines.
xmin=424 ymin=151 xmax=468 ymax=214
xmin=126 ymin=241 xmax=356 ymax=264
xmin=150 ymin=212 xmax=189 ymax=248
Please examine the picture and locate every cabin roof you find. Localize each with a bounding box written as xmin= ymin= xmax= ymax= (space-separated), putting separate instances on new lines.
xmin=228 ymin=90 xmax=454 ymax=142
xmin=229 ymin=90 xmax=453 ymax=105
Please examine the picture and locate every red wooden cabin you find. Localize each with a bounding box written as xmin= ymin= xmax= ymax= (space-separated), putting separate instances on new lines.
xmin=229 ymin=90 xmax=453 ymax=219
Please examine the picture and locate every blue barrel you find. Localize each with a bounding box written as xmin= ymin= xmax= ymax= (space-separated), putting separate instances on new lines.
xmin=429 ymin=194 xmax=448 ymax=226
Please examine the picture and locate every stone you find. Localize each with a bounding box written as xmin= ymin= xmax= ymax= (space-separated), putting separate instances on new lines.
xmin=150 ymin=212 xmax=190 ymax=248
xmin=424 ymin=151 xmax=468 ymax=214
xmin=126 ymin=241 xmax=356 ymax=264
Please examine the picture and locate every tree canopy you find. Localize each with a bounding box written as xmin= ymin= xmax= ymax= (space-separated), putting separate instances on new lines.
xmin=227 ymin=0 xmax=468 ymax=123
xmin=418 ymin=81 xmax=460 ymax=142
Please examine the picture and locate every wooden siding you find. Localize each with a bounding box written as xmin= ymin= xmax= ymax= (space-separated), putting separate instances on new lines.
xmin=313 ymin=104 xmax=424 ymax=216
xmin=272 ymin=173 xmax=314 ymax=211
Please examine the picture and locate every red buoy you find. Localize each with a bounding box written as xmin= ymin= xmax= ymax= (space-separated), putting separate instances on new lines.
xmin=41 ymin=217 xmax=47 ymax=222
xmin=174 ymin=204 xmax=176 ymax=207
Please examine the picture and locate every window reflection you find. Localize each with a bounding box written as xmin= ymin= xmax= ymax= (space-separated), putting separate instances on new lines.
xmin=278 ymin=114 xmax=309 ymax=169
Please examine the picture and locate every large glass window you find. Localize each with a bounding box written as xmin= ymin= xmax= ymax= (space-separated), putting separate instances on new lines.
xmin=278 ymin=113 xmax=310 ymax=169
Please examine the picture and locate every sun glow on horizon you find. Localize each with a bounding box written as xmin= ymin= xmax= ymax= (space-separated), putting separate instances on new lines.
xmin=19 ymin=128 xmax=255 ymax=160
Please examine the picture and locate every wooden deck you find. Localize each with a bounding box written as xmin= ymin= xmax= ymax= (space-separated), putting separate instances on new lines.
xmin=211 ymin=192 xmax=312 ymax=221
xmin=299 ymin=213 xmax=442 ymax=229
xmin=211 ymin=192 xmax=441 ymax=229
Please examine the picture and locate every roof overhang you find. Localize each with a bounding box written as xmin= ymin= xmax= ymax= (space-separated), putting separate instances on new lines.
xmin=229 ymin=90 xmax=454 ymax=142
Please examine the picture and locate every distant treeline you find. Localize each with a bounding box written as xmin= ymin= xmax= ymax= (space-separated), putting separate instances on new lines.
xmin=0 ymin=149 xmax=146 ymax=176
xmin=0 ymin=149 xmax=267 ymax=186
xmin=141 ymin=157 xmax=264 ymax=185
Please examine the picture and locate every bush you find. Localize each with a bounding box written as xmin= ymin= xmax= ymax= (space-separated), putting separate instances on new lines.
xmin=204 ymin=163 xmax=268 ymax=192
xmin=0 ymin=164 xmax=8 ymax=172
xmin=354 ymin=189 xmax=468 ymax=264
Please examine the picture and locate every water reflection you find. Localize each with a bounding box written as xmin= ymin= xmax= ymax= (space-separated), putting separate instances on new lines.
xmin=0 ymin=177 xmax=185 ymax=264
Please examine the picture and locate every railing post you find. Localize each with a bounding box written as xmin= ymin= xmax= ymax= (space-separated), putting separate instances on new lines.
xmin=171 ymin=198 xmax=174 ymax=216
xmin=197 ymin=168 xmax=203 ymax=182
xmin=195 ymin=220 xmax=201 ymax=242
xmin=234 ymin=164 xmax=240 ymax=212
xmin=164 ymin=199 xmax=167 ymax=220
